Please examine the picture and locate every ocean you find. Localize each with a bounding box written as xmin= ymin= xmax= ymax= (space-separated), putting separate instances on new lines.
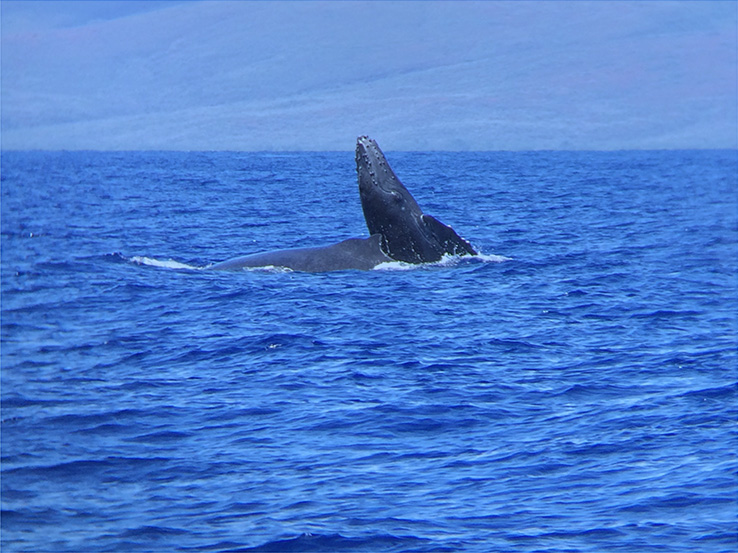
xmin=1 ymin=149 xmax=736 ymax=552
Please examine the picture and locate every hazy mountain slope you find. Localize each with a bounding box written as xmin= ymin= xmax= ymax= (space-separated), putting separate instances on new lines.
xmin=2 ymin=1 xmax=735 ymax=150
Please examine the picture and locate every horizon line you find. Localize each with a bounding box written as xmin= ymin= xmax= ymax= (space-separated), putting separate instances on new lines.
xmin=2 ymin=147 xmax=737 ymax=154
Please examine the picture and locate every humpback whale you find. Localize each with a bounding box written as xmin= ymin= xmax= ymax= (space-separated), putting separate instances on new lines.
xmin=356 ymin=136 xmax=476 ymax=264
xmin=211 ymin=136 xmax=476 ymax=272
xmin=209 ymin=234 xmax=391 ymax=272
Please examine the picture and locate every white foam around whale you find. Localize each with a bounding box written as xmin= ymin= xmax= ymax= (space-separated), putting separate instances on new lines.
xmin=373 ymin=252 xmax=509 ymax=271
xmin=130 ymin=256 xmax=202 ymax=270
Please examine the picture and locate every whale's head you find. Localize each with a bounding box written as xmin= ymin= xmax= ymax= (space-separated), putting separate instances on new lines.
xmin=355 ymin=136 xmax=476 ymax=263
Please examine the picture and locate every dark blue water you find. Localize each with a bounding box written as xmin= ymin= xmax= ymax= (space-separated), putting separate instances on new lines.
xmin=2 ymin=149 xmax=736 ymax=553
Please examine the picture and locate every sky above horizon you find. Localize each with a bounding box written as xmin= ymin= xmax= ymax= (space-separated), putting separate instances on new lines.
xmin=1 ymin=0 xmax=736 ymax=151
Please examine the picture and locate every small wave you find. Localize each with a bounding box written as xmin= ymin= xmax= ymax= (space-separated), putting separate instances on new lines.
xmin=631 ymin=309 xmax=703 ymax=320
xmin=1 ymin=395 xmax=69 ymax=409
xmin=116 ymin=524 xmax=191 ymax=539
xmin=373 ymin=260 xmax=418 ymax=271
xmin=222 ymin=532 xmax=431 ymax=552
xmin=374 ymin=252 xmax=508 ymax=271
xmin=4 ymin=456 xmax=168 ymax=480
xmin=485 ymin=338 xmax=542 ymax=353
xmin=476 ymin=252 xmax=511 ymax=262
xmin=679 ymin=383 xmax=737 ymax=401
xmin=130 ymin=256 xmax=202 ymax=270
xmin=127 ymin=430 xmax=192 ymax=444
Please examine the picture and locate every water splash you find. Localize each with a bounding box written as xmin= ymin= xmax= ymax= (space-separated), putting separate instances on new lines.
xmin=129 ymin=256 xmax=202 ymax=270
xmin=374 ymin=252 xmax=509 ymax=271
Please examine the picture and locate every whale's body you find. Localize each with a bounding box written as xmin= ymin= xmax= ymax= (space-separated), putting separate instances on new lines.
xmin=211 ymin=136 xmax=476 ymax=272
xmin=210 ymin=234 xmax=391 ymax=272
xmin=356 ymin=136 xmax=477 ymax=264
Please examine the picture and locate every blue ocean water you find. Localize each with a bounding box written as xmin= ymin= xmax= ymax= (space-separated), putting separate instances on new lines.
xmin=1 ymin=149 xmax=736 ymax=553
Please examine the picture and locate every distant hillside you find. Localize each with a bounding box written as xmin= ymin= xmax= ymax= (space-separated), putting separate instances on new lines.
xmin=2 ymin=1 xmax=736 ymax=150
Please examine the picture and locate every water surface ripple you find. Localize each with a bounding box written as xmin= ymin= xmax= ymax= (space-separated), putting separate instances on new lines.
xmin=2 ymin=150 xmax=736 ymax=552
